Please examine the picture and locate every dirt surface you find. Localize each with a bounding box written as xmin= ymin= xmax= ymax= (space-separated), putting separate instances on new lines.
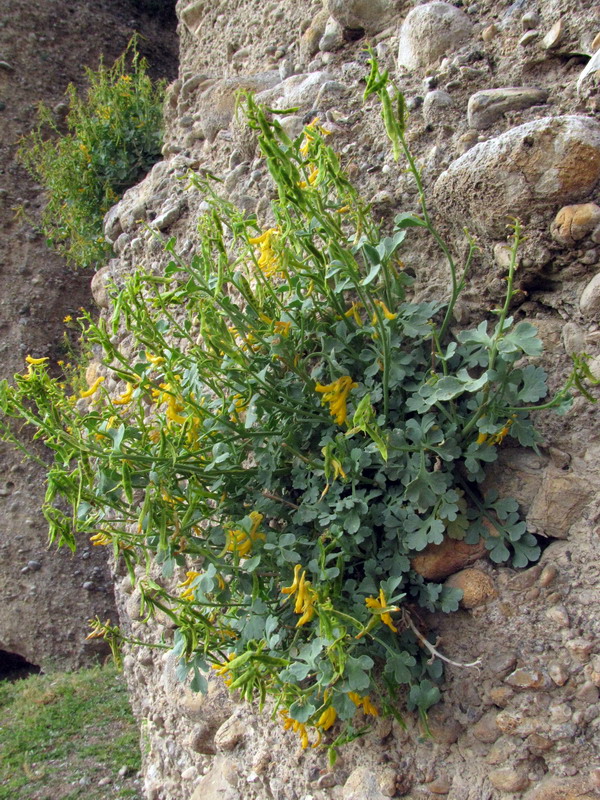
xmin=0 ymin=0 xmax=178 ymax=670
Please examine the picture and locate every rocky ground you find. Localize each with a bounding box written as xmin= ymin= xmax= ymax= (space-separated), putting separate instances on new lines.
xmin=0 ymin=0 xmax=178 ymax=671
xmin=96 ymin=0 xmax=600 ymax=798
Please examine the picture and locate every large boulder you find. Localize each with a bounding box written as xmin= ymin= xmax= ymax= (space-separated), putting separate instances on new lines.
xmin=398 ymin=2 xmax=473 ymax=72
xmin=434 ymin=116 xmax=600 ymax=236
xmin=326 ymin=0 xmax=404 ymax=33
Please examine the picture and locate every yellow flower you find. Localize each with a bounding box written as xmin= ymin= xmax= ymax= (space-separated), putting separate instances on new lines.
xmin=282 ymin=564 xmax=317 ymax=627
xmin=489 ymin=418 xmax=514 ymax=445
xmin=274 ymin=320 xmax=291 ymax=336
xmin=248 ymin=227 xmax=282 ymax=278
xmin=476 ymin=432 xmax=488 ymax=445
xmin=315 ymin=375 xmax=358 ymax=426
xmin=113 ymin=382 xmax=134 ymax=405
xmin=364 ymin=588 xmax=399 ymax=634
xmin=25 ymin=355 xmax=49 ymax=365
xmin=145 ymin=351 xmax=165 ymax=366
xmin=280 ymin=710 xmax=313 ymax=749
xmin=178 ymin=570 xmax=201 ymax=601
xmin=90 ymin=531 xmax=111 ymax=546
xmin=225 ymin=511 xmax=265 ymax=558
xmin=80 ymin=376 xmax=105 ymax=398
xmin=372 ymin=299 xmax=397 ymax=323
xmin=348 ymin=692 xmax=379 ymax=717
xmin=316 ymin=706 xmax=337 ymax=731
xmin=344 ymin=302 xmax=364 ymax=326
xmin=63 ymin=314 xmax=73 ymax=323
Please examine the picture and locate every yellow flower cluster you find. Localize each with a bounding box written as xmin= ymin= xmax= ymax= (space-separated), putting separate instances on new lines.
xmin=348 ymin=692 xmax=379 ymax=716
xmin=280 ymin=709 xmax=312 ymax=749
xmin=152 ymin=382 xmax=186 ymax=424
xmin=315 ymin=375 xmax=358 ymax=426
xmin=281 ymin=564 xmax=318 ymax=627
xmin=476 ymin=416 xmax=516 ymax=446
xmin=363 ymin=588 xmax=399 ymax=634
xmin=178 ymin=570 xmax=201 ymax=601
xmin=248 ymin=228 xmax=283 ymax=278
xmin=225 ymin=511 xmax=265 ymax=558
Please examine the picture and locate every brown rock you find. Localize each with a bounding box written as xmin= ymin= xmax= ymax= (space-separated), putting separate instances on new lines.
xmin=472 ymin=710 xmax=501 ymax=743
xmin=527 ymin=466 xmax=593 ymax=539
xmin=214 ymin=715 xmax=245 ymax=751
xmin=547 ymin=662 xmax=570 ymax=686
xmin=486 ymin=736 xmax=517 ymax=765
xmin=488 ymin=686 xmax=514 ymax=707
xmin=538 ymin=564 xmax=558 ymax=587
xmin=426 ymin=708 xmax=464 ymax=744
xmin=488 ymin=768 xmax=529 ymax=793
xmin=300 ymin=9 xmax=329 ymax=60
xmin=524 ymin=776 xmax=596 ymax=800
xmin=495 ymin=710 xmax=541 ymax=738
xmin=426 ymin=774 xmax=451 ymax=794
xmin=551 ymin=202 xmax=600 ymax=245
xmin=525 ymin=732 xmax=554 ymax=755
xmin=565 ymin=637 xmax=595 ymax=661
xmin=481 ymin=24 xmax=499 ymax=42
xmin=445 ymin=569 xmax=496 ymax=609
xmin=411 ymin=538 xmax=487 ymax=581
xmin=505 ymin=667 xmax=549 ymax=690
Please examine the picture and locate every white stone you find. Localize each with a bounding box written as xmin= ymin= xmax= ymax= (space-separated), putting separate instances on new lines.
xmin=398 ymin=2 xmax=473 ymax=72
xmin=579 ymin=271 xmax=600 ymax=317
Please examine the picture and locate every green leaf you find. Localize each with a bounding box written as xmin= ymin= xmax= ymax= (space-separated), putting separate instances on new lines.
xmin=346 ymin=655 xmax=374 ymax=691
xmin=408 ymin=679 xmax=441 ymax=714
xmin=499 ymin=322 xmax=543 ymax=356
xmin=289 ymin=699 xmax=316 ymax=723
xmin=385 ymin=651 xmax=416 ymax=684
xmin=516 ymin=364 xmax=548 ymax=403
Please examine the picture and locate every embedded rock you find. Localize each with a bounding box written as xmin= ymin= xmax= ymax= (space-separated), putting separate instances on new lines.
xmin=90 ymin=266 xmax=113 ymax=309
xmin=255 ymin=71 xmax=334 ymax=110
xmin=489 ymin=768 xmax=529 ymax=793
xmin=467 ymin=87 xmax=549 ymax=130
xmin=326 ymin=0 xmax=403 ymax=34
xmin=423 ymin=90 xmax=453 ymax=125
xmin=579 ymin=271 xmax=600 ymax=317
xmin=524 ymin=776 xmax=596 ymax=800
xmin=195 ymin=73 xmax=280 ymax=142
xmin=411 ymin=537 xmax=487 ymax=581
xmin=343 ymin=766 xmax=390 ymax=800
xmin=444 ymin=568 xmax=496 ymax=609
xmin=434 ymin=116 xmax=600 ymax=236
xmin=551 ymin=202 xmax=600 ymax=245
xmin=180 ymin=1 xmax=205 ymax=36
xmin=398 ymin=2 xmax=473 ymax=72
xmin=300 ymin=8 xmax=330 ymax=60
xmin=527 ymin=465 xmax=593 ymax=538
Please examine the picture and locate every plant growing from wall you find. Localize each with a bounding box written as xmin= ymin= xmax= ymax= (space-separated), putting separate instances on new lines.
xmin=2 ymin=58 xmax=597 ymax=760
xmin=18 ymin=38 xmax=165 ymax=269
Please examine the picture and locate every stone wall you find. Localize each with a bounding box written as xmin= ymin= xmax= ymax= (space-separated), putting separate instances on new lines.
xmin=98 ymin=1 xmax=600 ymax=797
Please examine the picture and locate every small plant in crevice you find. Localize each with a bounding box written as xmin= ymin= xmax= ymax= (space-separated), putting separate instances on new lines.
xmin=18 ymin=37 xmax=165 ymax=269
xmin=1 ymin=57 xmax=597 ymax=762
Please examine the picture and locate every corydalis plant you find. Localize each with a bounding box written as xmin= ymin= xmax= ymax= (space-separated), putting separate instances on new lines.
xmin=1 ymin=58 xmax=596 ymax=762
